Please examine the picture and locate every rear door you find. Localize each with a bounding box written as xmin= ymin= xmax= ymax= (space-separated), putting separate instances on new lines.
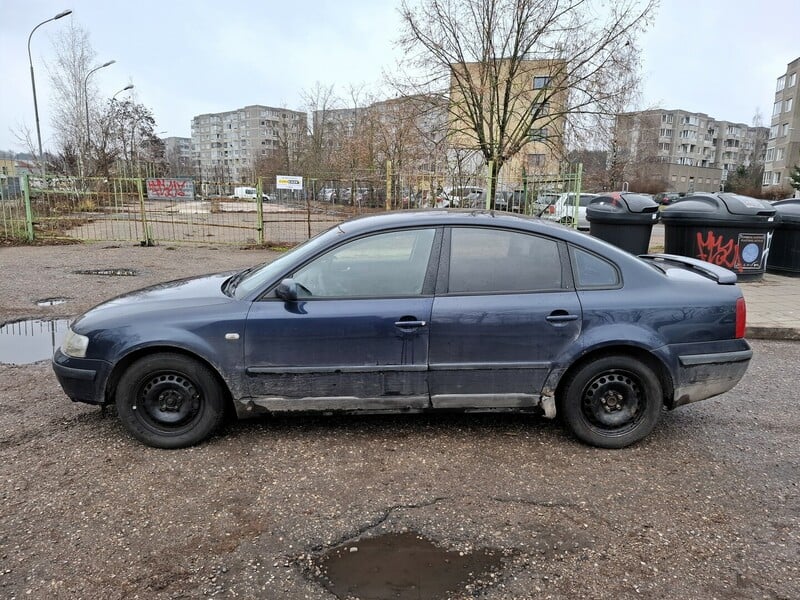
xmin=428 ymin=227 xmax=582 ymax=408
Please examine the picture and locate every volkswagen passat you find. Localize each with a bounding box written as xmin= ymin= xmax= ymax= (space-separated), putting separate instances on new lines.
xmin=53 ymin=211 xmax=752 ymax=449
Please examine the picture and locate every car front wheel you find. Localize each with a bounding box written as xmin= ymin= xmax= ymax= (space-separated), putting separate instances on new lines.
xmin=116 ymin=353 xmax=226 ymax=448
xmin=558 ymin=355 xmax=662 ymax=448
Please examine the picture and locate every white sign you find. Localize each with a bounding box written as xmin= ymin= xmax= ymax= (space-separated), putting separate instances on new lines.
xmin=276 ymin=175 xmax=303 ymax=190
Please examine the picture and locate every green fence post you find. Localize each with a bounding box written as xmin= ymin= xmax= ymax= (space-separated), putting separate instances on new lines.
xmin=22 ymin=174 xmax=34 ymax=242
xmin=136 ymin=178 xmax=153 ymax=246
xmin=485 ymin=160 xmax=494 ymax=210
xmin=522 ymin=168 xmax=529 ymax=215
xmin=256 ymin=177 xmax=265 ymax=245
xmin=385 ymin=160 xmax=392 ymax=211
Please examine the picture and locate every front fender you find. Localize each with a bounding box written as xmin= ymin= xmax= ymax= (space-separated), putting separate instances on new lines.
xmin=103 ymin=325 xmax=245 ymax=400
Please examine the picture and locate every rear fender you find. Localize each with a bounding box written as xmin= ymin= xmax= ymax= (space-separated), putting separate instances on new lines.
xmin=541 ymin=324 xmax=671 ymax=399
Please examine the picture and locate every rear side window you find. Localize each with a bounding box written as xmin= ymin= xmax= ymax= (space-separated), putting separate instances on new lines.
xmin=571 ymin=247 xmax=620 ymax=288
xmin=448 ymin=228 xmax=562 ymax=293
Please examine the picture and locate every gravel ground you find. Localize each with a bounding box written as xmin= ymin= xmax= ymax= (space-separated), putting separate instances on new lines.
xmin=0 ymin=243 xmax=798 ymax=599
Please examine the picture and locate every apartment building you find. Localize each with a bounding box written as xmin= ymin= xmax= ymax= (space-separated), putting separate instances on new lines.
xmin=616 ymin=109 xmax=767 ymax=193
xmin=163 ymin=137 xmax=192 ymax=177
xmin=763 ymin=57 xmax=800 ymax=192
xmin=448 ymin=58 xmax=567 ymax=183
xmin=191 ymin=105 xmax=307 ymax=183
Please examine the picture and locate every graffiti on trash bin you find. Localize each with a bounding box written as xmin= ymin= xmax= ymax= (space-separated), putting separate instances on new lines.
xmin=695 ymin=230 xmax=771 ymax=272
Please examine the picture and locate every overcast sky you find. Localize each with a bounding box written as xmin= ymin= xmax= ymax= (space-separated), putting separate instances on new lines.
xmin=1 ymin=0 xmax=798 ymax=151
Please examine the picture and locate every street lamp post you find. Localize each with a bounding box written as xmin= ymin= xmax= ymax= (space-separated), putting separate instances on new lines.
xmin=84 ymin=60 xmax=116 ymax=150
xmin=27 ymin=9 xmax=72 ymax=178
xmin=112 ymin=84 xmax=134 ymax=99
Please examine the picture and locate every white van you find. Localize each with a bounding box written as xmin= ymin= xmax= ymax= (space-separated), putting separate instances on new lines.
xmin=233 ymin=187 xmax=258 ymax=200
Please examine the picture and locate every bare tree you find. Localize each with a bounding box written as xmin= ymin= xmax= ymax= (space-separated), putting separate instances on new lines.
xmin=47 ymin=22 xmax=97 ymax=175
xmin=301 ymin=82 xmax=340 ymax=177
xmin=394 ymin=0 xmax=657 ymax=197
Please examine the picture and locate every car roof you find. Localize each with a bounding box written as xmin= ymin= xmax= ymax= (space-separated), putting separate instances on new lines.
xmin=334 ymin=209 xmax=652 ymax=269
xmin=336 ymin=209 xmax=576 ymax=237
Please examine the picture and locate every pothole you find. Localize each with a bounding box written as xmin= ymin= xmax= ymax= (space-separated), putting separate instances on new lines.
xmin=35 ymin=297 xmax=71 ymax=307
xmin=313 ymin=532 xmax=504 ymax=600
xmin=73 ymin=268 xmax=138 ymax=276
xmin=0 ymin=318 xmax=71 ymax=365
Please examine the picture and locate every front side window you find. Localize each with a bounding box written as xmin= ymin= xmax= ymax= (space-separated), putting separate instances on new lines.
xmin=447 ymin=228 xmax=562 ymax=293
xmin=293 ymin=228 xmax=436 ymax=298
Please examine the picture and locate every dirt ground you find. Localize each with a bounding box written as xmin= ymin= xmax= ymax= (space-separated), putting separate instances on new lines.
xmin=0 ymin=242 xmax=798 ymax=599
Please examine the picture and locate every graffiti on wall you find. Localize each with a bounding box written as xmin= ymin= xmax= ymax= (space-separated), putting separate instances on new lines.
xmin=695 ymin=230 xmax=771 ymax=273
xmin=146 ymin=178 xmax=195 ymax=200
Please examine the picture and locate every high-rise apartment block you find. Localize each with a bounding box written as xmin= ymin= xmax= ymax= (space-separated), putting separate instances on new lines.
xmin=163 ymin=137 xmax=192 ymax=177
xmin=763 ymin=57 xmax=799 ymax=192
xmin=616 ymin=109 xmax=767 ymax=193
xmin=191 ymin=105 xmax=307 ymax=182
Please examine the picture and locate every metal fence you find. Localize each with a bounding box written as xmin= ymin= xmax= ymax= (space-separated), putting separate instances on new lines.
xmin=2 ymin=165 xmax=582 ymax=246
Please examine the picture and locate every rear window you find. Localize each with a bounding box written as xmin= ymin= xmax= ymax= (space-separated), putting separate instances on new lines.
xmin=570 ymin=247 xmax=620 ymax=288
xmin=448 ymin=228 xmax=563 ymax=293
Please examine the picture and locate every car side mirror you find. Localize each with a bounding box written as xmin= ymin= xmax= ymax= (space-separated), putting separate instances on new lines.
xmin=275 ymin=278 xmax=298 ymax=301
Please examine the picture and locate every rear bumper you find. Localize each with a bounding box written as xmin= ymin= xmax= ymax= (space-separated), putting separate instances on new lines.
xmin=669 ymin=343 xmax=752 ymax=409
xmin=52 ymin=348 xmax=112 ymax=405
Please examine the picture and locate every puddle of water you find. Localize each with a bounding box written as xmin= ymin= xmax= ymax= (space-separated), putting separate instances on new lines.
xmin=0 ymin=318 xmax=71 ymax=365
xmin=315 ymin=532 xmax=503 ymax=600
xmin=36 ymin=297 xmax=71 ymax=307
xmin=73 ymin=268 xmax=138 ymax=276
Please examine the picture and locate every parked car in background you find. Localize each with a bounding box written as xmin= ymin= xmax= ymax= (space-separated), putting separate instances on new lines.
xmin=445 ymin=187 xmax=483 ymax=208
xmin=53 ymin=211 xmax=752 ymax=450
xmin=654 ymin=192 xmax=682 ymax=205
xmin=542 ymin=192 xmax=599 ymax=229
xmin=232 ymin=186 xmax=258 ymax=200
xmin=461 ymin=190 xmax=485 ymax=208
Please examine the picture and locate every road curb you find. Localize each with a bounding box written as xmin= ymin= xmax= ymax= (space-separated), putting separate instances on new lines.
xmin=745 ymin=326 xmax=800 ymax=341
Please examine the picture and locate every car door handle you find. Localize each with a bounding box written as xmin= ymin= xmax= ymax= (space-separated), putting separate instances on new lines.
xmin=546 ymin=312 xmax=579 ymax=323
xmin=395 ymin=320 xmax=427 ymax=328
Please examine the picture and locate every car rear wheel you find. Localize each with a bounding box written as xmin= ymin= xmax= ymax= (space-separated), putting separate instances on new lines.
xmin=558 ymin=356 xmax=662 ymax=448
xmin=116 ymin=353 xmax=226 ymax=449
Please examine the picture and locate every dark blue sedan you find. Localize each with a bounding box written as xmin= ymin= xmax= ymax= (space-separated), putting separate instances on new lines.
xmin=53 ymin=211 xmax=752 ymax=449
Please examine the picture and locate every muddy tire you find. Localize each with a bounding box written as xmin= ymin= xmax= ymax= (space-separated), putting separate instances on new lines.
xmin=558 ymin=355 xmax=662 ymax=449
xmin=116 ymin=353 xmax=226 ymax=449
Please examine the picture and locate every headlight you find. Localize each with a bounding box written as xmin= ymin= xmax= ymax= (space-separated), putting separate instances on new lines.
xmin=62 ymin=328 xmax=89 ymax=358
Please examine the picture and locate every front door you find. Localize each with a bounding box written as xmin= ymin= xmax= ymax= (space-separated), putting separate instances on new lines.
xmin=429 ymin=227 xmax=582 ymax=408
xmin=244 ymin=227 xmax=440 ymax=411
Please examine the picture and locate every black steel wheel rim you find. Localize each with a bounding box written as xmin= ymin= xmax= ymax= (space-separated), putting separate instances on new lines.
xmin=580 ymin=369 xmax=645 ymax=435
xmin=133 ymin=371 xmax=203 ymax=432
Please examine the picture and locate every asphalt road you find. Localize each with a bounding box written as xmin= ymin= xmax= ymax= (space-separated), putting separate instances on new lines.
xmin=0 ymin=244 xmax=797 ymax=599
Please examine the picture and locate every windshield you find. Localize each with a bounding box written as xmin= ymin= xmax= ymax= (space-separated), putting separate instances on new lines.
xmin=230 ymin=225 xmax=345 ymax=298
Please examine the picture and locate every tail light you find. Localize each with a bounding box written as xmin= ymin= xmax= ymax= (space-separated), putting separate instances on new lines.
xmin=735 ymin=297 xmax=746 ymax=339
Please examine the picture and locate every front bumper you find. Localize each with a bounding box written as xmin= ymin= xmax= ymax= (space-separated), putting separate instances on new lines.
xmin=52 ymin=348 xmax=112 ymax=405
xmin=669 ymin=342 xmax=752 ymax=408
